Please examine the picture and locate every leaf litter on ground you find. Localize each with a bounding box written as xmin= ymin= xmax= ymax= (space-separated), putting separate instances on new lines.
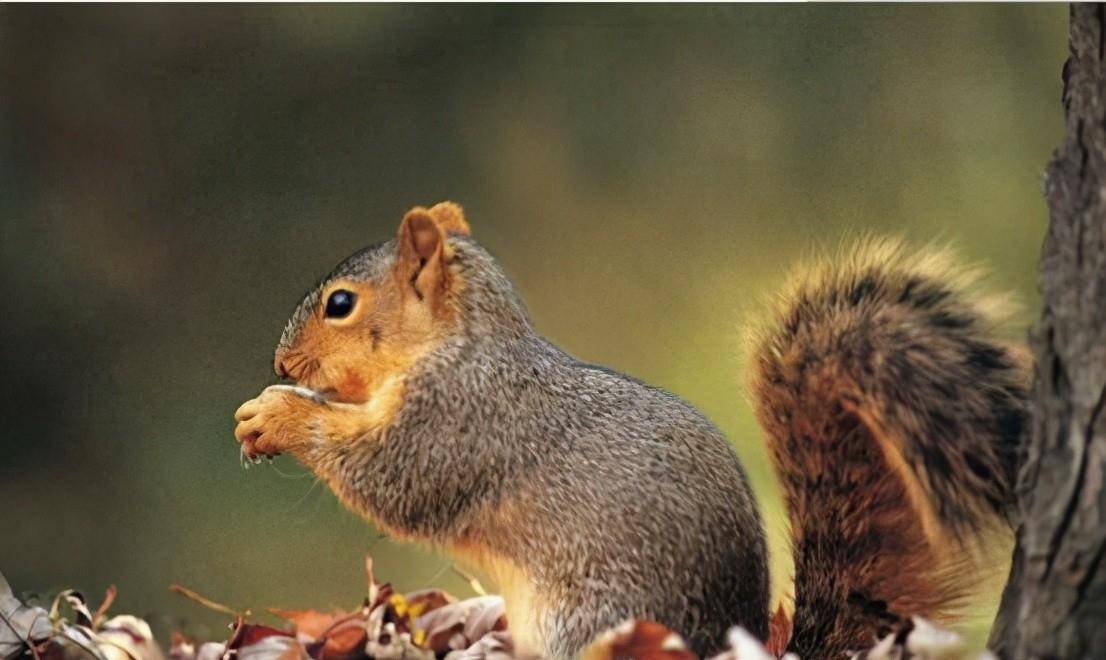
xmin=1 ymin=559 xmax=994 ymax=660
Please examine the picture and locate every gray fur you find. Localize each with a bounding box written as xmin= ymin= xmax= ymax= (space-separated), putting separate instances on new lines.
xmin=290 ymin=237 xmax=770 ymax=657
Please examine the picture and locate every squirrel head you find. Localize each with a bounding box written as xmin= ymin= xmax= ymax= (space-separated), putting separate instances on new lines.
xmin=273 ymin=202 xmax=473 ymax=404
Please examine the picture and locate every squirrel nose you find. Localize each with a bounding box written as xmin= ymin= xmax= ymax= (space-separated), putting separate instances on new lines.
xmin=274 ymin=348 xmax=314 ymax=381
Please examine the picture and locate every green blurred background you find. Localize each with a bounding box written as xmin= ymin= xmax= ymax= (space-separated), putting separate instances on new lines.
xmin=0 ymin=3 xmax=1065 ymax=646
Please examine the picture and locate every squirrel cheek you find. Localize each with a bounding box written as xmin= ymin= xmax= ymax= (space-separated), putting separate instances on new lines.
xmin=333 ymin=370 xmax=369 ymax=404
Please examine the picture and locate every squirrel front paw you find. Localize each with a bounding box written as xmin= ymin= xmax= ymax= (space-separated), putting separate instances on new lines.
xmin=234 ymin=385 xmax=327 ymax=458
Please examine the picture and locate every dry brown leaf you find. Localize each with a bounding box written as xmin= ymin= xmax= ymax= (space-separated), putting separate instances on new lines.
xmin=415 ymin=596 xmax=506 ymax=654
xmin=581 ymin=620 xmax=695 ymax=660
xmin=267 ymin=609 xmax=366 ymax=660
xmin=232 ymin=624 xmax=295 ymax=650
xmin=403 ymin=590 xmax=456 ymax=618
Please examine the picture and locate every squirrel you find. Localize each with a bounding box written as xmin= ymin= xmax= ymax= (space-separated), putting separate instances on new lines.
xmin=233 ymin=202 xmax=1028 ymax=659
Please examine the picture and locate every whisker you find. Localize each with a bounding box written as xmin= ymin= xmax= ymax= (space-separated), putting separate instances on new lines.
xmin=269 ymin=460 xmax=314 ymax=480
xmin=287 ymin=477 xmax=323 ymax=513
xmin=419 ymin=559 xmax=454 ymax=589
xmin=278 ymin=353 xmax=323 ymax=384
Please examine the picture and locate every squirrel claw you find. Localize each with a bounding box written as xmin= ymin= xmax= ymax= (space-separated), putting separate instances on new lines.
xmin=239 ymin=430 xmax=281 ymax=460
xmin=234 ymin=386 xmax=310 ymax=459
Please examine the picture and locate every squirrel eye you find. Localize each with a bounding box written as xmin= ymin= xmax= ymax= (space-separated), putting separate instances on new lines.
xmin=325 ymin=290 xmax=357 ymax=319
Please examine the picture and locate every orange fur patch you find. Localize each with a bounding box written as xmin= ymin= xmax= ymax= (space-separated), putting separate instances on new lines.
xmin=335 ymin=369 xmax=369 ymax=404
xmin=427 ymin=201 xmax=471 ymax=236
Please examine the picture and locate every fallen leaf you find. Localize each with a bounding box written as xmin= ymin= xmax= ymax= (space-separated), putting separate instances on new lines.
xmin=237 ymin=635 xmax=309 ymax=660
xmin=233 ymin=625 xmax=294 ymax=650
xmin=415 ymin=596 xmax=505 ymax=654
xmin=443 ymin=631 xmax=515 ymax=660
xmin=581 ymin=620 xmax=695 ymax=660
xmin=903 ymin=617 xmax=993 ymax=660
xmin=96 ymin=615 xmax=165 ymax=660
xmin=267 ymin=609 xmax=366 ymax=660
xmin=168 ymin=632 xmax=197 ymax=660
xmin=1 ymin=571 xmax=55 ymax=660
xmin=193 ymin=643 xmax=226 ymax=660
xmin=402 ymin=590 xmax=455 ymax=619
xmin=42 ymin=626 xmax=108 ymax=660
xmin=50 ymin=591 xmax=94 ymax=629
xmin=364 ymin=604 xmax=431 ymax=660
xmin=168 ymin=640 xmax=225 ymax=660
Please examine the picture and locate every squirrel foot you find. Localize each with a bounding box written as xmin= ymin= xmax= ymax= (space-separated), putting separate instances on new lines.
xmin=234 ymin=384 xmax=327 ymax=458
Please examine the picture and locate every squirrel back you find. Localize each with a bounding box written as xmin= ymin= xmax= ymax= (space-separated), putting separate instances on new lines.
xmin=748 ymin=238 xmax=1028 ymax=658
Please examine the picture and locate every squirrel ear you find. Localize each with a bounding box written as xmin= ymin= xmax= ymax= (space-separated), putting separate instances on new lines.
xmin=427 ymin=201 xmax=471 ymax=236
xmin=397 ymin=207 xmax=449 ymax=302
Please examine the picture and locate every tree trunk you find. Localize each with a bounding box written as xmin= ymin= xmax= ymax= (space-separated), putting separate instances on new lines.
xmin=992 ymin=4 xmax=1106 ymax=658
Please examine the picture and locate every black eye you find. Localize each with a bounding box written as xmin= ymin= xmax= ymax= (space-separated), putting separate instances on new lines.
xmin=325 ymin=290 xmax=356 ymax=319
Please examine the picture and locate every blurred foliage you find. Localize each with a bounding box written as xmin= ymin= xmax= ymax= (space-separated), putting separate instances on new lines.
xmin=0 ymin=4 xmax=1065 ymax=647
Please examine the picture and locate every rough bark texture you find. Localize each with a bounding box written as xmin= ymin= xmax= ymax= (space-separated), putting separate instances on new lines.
xmin=993 ymin=4 xmax=1106 ymax=659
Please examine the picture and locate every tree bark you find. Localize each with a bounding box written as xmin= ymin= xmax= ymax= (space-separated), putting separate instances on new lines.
xmin=993 ymin=4 xmax=1106 ymax=658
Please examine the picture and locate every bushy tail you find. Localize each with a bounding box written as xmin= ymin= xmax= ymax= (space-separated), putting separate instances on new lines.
xmin=747 ymin=238 xmax=1028 ymax=659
